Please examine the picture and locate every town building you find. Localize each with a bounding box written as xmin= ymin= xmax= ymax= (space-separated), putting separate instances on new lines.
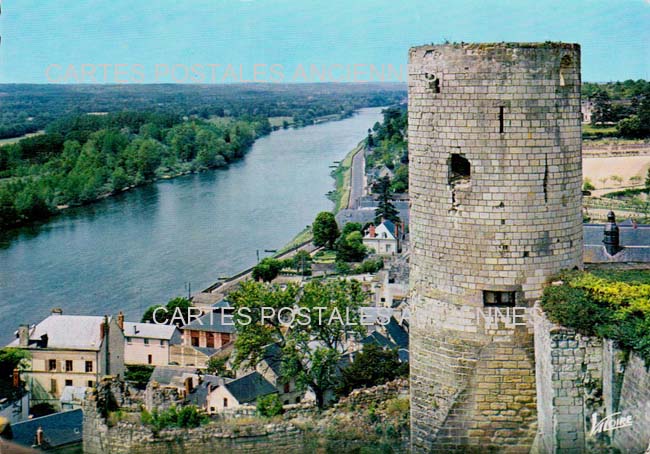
xmin=169 ymin=308 xmax=235 ymax=368
xmin=206 ymin=371 xmax=276 ymax=412
xmin=123 ymin=320 xmax=181 ymax=366
xmin=8 ymin=310 xmax=125 ymax=406
xmin=363 ymin=220 xmax=402 ymax=255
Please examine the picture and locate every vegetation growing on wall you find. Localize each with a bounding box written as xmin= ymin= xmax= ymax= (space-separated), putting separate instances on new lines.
xmin=542 ymin=269 xmax=650 ymax=364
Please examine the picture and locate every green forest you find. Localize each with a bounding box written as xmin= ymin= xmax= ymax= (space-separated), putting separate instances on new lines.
xmin=0 ymin=84 xmax=405 ymax=229
xmin=0 ymin=111 xmax=269 ymax=228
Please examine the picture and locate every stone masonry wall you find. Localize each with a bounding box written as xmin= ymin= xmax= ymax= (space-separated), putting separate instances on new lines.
xmin=533 ymin=307 xmax=650 ymax=453
xmin=611 ymin=353 xmax=650 ymax=452
xmin=533 ymin=307 xmax=603 ymax=454
xmin=408 ymin=42 xmax=583 ymax=452
xmin=83 ymin=378 xmax=410 ymax=454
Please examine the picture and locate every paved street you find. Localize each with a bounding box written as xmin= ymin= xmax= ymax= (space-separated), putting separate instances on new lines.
xmin=349 ymin=149 xmax=365 ymax=209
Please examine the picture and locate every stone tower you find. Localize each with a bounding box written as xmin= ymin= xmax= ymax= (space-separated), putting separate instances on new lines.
xmin=408 ymin=43 xmax=583 ymax=452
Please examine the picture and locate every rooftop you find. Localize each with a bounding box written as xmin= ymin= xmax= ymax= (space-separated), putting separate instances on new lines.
xmin=181 ymin=311 xmax=236 ymax=334
xmin=224 ymin=371 xmax=276 ymax=404
xmin=8 ymin=314 xmax=107 ymax=350
xmin=123 ymin=322 xmax=180 ymax=341
xmin=10 ymin=409 xmax=82 ymax=449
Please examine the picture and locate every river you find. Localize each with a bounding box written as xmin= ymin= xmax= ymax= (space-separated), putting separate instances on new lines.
xmin=0 ymin=107 xmax=383 ymax=343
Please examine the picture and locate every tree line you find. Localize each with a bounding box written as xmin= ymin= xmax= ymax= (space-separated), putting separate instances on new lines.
xmin=0 ymin=111 xmax=270 ymax=228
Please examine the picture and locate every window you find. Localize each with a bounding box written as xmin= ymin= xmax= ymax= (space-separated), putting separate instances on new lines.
xmin=449 ymin=154 xmax=471 ymax=183
xmin=283 ymin=383 xmax=291 ymax=393
xmin=159 ymin=339 xmax=165 ymax=346
xmin=191 ymin=336 xmax=199 ymax=347
xmin=148 ymin=355 xmax=153 ymax=365
xmin=425 ymin=73 xmax=440 ymax=93
xmin=223 ymin=398 xmax=228 ymax=408
xmin=143 ymin=338 xmax=149 ymax=345
xmin=559 ymin=55 xmax=573 ymax=87
xmin=206 ymin=333 xmax=214 ymax=349
xmin=85 ymin=361 xmax=93 ymax=373
xmin=50 ymin=379 xmax=57 ymax=393
xmin=48 ymin=359 xmax=57 ymax=371
xmin=483 ymin=291 xmax=516 ymax=307
xmin=87 ymin=380 xmax=94 ymax=388
xmin=499 ymin=106 xmax=505 ymax=133
xmin=65 ymin=379 xmax=73 ymax=387
xmin=65 ymin=360 xmax=73 ymax=372
xmin=295 ymin=396 xmax=301 ymax=404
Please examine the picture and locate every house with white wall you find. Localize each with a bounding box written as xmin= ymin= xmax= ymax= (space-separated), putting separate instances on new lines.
xmin=123 ymin=321 xmax=181 ymax=366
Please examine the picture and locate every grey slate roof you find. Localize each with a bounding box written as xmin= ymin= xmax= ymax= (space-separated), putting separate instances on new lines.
xmin=386 ymin=317 xmax=409 ymax=349
xmin=360 ymin=331 xmax=396 ymax=349
xmin=584 ymin=223 xmax=650 ymax=247
xmin=150 ymin=366 xmax=199 ymax=386
xmin=181 ymin=311 xmax=236 ymax=334
xmin=187 ymin=375 xmax=229 ymax=407
xmin=584 ymin=223 xmax=650 ymax=263
xmin=224 ymin=371 xmax=276 ymax=404
xmin=11 ymin=409 xmax=82 ymax=449
xmin=123 ymin=322 xmax=181 ymax=341
xmin=8 ymin=315 xmax=106 ymax=350
xmin=261 ymin=343 xmax=283 ymax=377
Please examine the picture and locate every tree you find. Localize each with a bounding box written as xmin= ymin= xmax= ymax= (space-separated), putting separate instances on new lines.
xmin=335 ymin=231 xmax=367 ymax=263
xmin=0 ymin=348 xmax=30 ymax=400
xmin=230 ymin=280 xmax=366 ymax=408
xmin=141 ymin=297 xmax=193 ymax=326
xmin=373 ymin=176 xmax=400 ymax=224
xmin=252 ymin=257 xmax=284 ymax=282
xmin=206 ymin=355 xmax=233 ymax=377
xmin=337 ymin=344 xmax=408 ymax=397
xmin=646 ymin=168 xmax=650 ymax=194
xmin=367 ymin=128 xmax=374 ymax=148
xmin=312 ymin=211 xmax=339 ymax=249
xmin=292 ymin=250 xmax=312 ymax=276
xmin=124 ymin=365 xmax=154 ymax=389
xmin=591 ymin=89 xmax=613 ymax=125
xmin=257 ymin=393 xmax=283 ymax=417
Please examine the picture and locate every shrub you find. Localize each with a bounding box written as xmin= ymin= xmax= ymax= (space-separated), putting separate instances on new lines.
xmin=256 ymin=393 xmax=283 ymax=417
xmin=541 ymin=270 xmax=650 ymax=365
xmin=124 ymin=365 xmax=154 ymax=389
xmin=582 ymin=178 xmax=595 ymax=191
xmin=141 ymin=405 xmax=207 ymax=432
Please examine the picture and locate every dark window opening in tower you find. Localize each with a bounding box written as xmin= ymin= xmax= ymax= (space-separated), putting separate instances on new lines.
xmin=483 ymin=291 xmax=516 ymax=307
xmin=449 ymin=154 xmax=470 ymax=183
xmin=559 ymin=55 xmax=572 ymax=87
xmin=499 ymin=106 xmax=505 ymax=133
xmin=425 ymin=73 xmax=440 ymax=93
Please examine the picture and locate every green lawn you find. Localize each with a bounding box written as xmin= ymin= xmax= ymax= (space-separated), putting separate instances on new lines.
xmin=268 ymin=116 xmax=294 ymax=127
xmin=582 ymin=124 xmax=617 ymax=135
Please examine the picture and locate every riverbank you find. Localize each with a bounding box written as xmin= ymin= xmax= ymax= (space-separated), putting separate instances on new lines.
xmin=0 ymin=107 xmax=385 ymax=340
xmin=329 ymin=140 xmax=366 ymax=212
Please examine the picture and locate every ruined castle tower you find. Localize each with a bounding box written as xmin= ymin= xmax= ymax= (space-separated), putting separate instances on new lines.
xmin=408 ymin=43 xmax=583 ymax=452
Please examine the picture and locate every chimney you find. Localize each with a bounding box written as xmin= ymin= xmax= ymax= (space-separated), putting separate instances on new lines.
xmin=184 ymin=376 xmax=193 ymax=395
xmin=394 ymin=224 xmax=399 ymax=238
xmin=369 ymin=224 xmax=376 ymax=238
xmin=51 ymin=308 xmax=63 ymax=315
xmin=100 ymin=316 xmax=108 ymax=340
xmin=36 ymin=427 xmax=43 ymax=446
xmin=12 ymin=368 xmax=20 ymax=388
xmin=603 ymin=211 xmax=622 ymax=256
xmin=117 ymin=312 xmax=124 ymax=331
xmin=18 ymin=325 xmax=30 ymax=347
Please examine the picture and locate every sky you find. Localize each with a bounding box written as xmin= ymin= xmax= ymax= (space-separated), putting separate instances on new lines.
xmin=0 ymin=0 xmax=649 ymax=84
